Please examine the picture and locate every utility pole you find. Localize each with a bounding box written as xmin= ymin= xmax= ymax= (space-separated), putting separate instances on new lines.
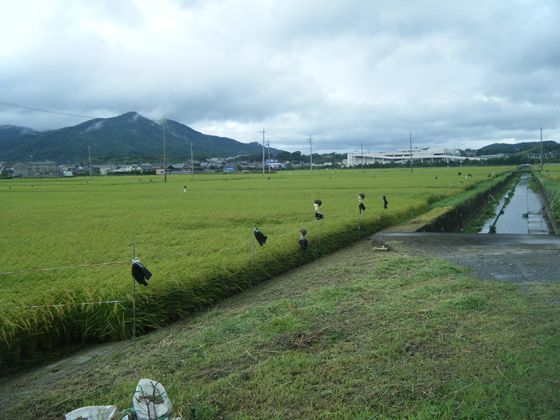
xmin=262 ymin=129 xmax=266 ymax=176
xmin=267 ymin=139 xmax=271 ymax=175
xmin=360 ymin=143 xmax=364 ymax=170
xmin=88 ymin=146 xmax=92 ymax=178
xmin=309 ymin=136 xmax=313 ymax=172
xmin=409 ymin=132 xmax=413 ymax=174
xmin=190 ymin=141 xmax=194 ymax=179
xmin=162 ymin=118 xmax=167 ymax=182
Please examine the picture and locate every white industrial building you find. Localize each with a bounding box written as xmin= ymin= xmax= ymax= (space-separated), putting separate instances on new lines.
xmin=346 ymin=147 xmax=480 ymax=167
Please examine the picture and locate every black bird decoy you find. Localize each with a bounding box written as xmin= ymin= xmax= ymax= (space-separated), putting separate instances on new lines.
xmin=253 ymin=228 xmax=268 ymax=246
xmin=131 ymin=259 xmax=152 ymax=286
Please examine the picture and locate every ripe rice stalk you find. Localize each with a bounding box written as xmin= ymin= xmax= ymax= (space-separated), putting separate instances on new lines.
xmin=0 ymin=167 xmax=514 ymax=362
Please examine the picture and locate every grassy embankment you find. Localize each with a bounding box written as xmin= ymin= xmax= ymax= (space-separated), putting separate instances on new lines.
xmin=0 ymin=167 xmax=510 ymax=363
xmin=1 ymin=237 xmax=558 ymax=418
xmin=536 ymin=163 xmax=560 ymax=230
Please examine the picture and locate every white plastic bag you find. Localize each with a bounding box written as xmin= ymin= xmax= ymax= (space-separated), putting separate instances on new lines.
xmin=132 ymin=378 xmax=173 ymax=420
xmin=65 ymin=405 xmax=118 ymax=420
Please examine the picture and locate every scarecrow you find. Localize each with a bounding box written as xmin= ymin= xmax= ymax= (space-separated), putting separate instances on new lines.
xmin=253 ymin=228 xmax=267 ymax=246
xmin=131 ymin=258 xmax=152 ymax=287
xmin=299 ymin=227 xmax=308 ymax=250
xmin=313 ymin=199 xmax=324 ymax=220
xmin=358 ymin=192 xmax=366 ymax=213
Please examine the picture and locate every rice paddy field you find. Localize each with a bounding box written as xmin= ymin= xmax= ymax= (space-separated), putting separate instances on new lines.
xmin=0 ymin=166 xmax=512 ymax=364
xmin=537 ymin=163 xmax=560 ymax=228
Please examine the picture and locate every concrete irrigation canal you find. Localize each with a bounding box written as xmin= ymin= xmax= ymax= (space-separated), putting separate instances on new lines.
xmin=374 ymin=232 xmax=560 ymax=283
xmin=374 ymin=170 xmax=559 ymax=283
xmin=480 ymin=173 xmax=550 ymax=234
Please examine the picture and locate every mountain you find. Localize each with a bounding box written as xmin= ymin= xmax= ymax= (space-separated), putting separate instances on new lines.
xmin=475 ymin=141 xmax=559 ymax=156
xmin=0 ymin=112 xmax=283 ymax=163
xmin=0 ymin=125 xmax=38 ymax=154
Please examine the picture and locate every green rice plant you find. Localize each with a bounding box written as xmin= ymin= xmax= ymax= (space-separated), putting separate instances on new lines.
xmin=0 ymin=166 xmax=512 ymax=363
xmin=537 ymin=164 xmax=560 ymax=226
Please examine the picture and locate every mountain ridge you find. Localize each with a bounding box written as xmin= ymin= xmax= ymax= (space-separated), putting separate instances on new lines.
xmin=474 ymin=141 xmax=559 ymax=156
xmin=0 ymin=112 xmax=281 ymax=163
xmin=1 ymin=114 xmax=558 ymax=163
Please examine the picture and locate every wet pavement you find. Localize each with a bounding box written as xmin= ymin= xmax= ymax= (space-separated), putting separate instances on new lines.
xmin=374 ymin=232 xmax=560 ymax=283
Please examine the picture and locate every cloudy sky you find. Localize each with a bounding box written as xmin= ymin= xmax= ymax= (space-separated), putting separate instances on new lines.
xmin=1 ymin=0 xmax=559 ymax=153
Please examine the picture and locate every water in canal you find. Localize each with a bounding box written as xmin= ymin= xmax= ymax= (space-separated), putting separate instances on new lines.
xmin=480 ymin=174 xmax=550 ymax=234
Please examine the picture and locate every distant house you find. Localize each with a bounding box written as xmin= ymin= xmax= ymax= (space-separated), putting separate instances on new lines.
xmin=138 ymin=163 xmax=155 ymax=174
xmin=0 ymin=163 xmax=13 ymax=178
xmin=150 ymin=162 xmax=165 ymax=175
xmin=167 ymin=163 xmax=186 ymax=173
xmin=71 ymin=166 xmax=90 ymax=176
xmin=239 ymin=165 xmax=255 ymax=172
xmin=223 ymin=166 xmax=237 ymax=173
xmin=94 ymin=165 xmax=113 ymax=176
xmin=266 ymin=159 xmax=286 ymax=170
xmin=528 ymin=151 xmax=559 ymax=160
xmin=12 ymin=161 xmax=59 ymax=178
xmin=107 ymin=165 xmax=136 ymax=175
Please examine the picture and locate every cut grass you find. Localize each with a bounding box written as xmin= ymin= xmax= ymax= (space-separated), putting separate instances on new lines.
xmin=1 ymin=239 xmax=558 ymax=418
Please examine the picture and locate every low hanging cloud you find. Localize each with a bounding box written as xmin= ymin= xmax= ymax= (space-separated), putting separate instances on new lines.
xmin=0 ymin=0 xmax=559 ymax=153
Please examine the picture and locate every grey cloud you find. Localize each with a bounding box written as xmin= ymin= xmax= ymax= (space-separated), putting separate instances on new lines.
xmin=0 ymin=0 xmax=559 ymax=152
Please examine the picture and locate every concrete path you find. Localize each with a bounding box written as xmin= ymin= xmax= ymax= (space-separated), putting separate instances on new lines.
xmin=374 ymin=232 xmax=560 ymax=283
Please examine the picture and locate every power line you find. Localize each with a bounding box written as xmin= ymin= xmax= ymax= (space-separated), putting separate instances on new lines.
xmin=12 ymin=299 xmax=129 ymax=311
xmin=202 ymin=130 xmax=262 ymax=136
xmin=0 ymin=101 xmax=332 ymax=155
xmin=0 ymin=100 xmax=99 ymax=119
xmin=265 ymin=132 xmax=311 ymax=143
xmin=0 ymin=260 xmax=129 ymax=276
